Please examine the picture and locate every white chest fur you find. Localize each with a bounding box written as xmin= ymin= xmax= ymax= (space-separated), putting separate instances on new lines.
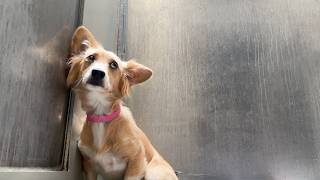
xmin=95 ymin=151 xmax=127 ymax=177
xmin=85 ymin=86 xmax=112 ymax=115
xmin=91 ymin=123 xmax=105 ymax=150
xmin=78 ymin=140 xmax=127 ymax=177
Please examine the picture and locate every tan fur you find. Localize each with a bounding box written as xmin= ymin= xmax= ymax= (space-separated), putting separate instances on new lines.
xmin=70 ymin=26 xmax=100 ymax=54
xmin=67 ymin=26 xmax=178 ymax=180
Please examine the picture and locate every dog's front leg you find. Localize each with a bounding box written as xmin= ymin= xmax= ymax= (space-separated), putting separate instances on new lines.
xmin=83 ymin=159 xmax=97 ymax=180
xmin=78 ymin=141 xmax=97 ymax=180
xmin=124 ymin=151 xmax=147 ymax=180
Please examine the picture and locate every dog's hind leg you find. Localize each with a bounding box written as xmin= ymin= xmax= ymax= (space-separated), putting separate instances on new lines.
xmin=145 ymin=158 xmax=178 ymax=180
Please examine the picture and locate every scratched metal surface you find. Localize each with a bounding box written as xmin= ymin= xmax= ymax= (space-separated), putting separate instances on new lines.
xmin=0 ymin=0 xmax=79 ymax=168
xmin=125 ymin=0 xmax=320 ymax=179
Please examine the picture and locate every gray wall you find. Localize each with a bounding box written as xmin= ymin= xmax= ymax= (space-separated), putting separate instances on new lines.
xmin=125 ymin=0 xmax=320 ymax=179
xmin=0 ymin=0 xmax=80 ymax=168
xmin=82 ymin=0 xmax=120 ymax=52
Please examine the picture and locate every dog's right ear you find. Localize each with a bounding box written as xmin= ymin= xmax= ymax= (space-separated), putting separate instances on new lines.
xmin=70 ymin=26 xmax=99 ymax=54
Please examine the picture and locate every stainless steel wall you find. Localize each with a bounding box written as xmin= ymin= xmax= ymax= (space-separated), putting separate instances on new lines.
xmin=0 ymin=0 xmax=80 ymax=168
xmin=82 ymin=0 xmax=120 ymax=52
xmin=126 ymin=0 xmax=320 ymax=179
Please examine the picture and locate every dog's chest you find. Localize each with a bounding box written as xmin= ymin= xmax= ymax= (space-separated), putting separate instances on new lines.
xmin=79 ymin=141 xmax=127 ymax=177
xmin=79 ymin=123 xmax=127 ymax=177
xmin=94 ymin=151 xmax=127 ymax=177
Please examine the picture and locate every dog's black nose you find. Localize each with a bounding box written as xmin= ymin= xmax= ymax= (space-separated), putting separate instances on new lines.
xmin=91 ymin=70 xmax=105 ymax=80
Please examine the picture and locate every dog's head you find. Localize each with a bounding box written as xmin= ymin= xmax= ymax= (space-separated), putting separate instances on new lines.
xmin=67 ymin=26 xmax=152 ymax=103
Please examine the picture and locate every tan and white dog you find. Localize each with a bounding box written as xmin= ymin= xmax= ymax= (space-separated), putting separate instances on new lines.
xmin=66 ymin=26 xmax=178 ymax=180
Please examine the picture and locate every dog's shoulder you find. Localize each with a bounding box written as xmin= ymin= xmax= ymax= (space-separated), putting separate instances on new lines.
xmin=110 ymin=106 xmax=147 ymax=157
xmin=119 ymin=105 xmax=136 ymax=123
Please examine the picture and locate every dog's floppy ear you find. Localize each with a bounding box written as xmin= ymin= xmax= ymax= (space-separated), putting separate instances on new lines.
xmin=70 ymin=26 xmax=99 ymax=54
xmin=66 ymin=59 xmax=82 ymax=88
xmin=126 ymin=60 xmax=153 ymax=86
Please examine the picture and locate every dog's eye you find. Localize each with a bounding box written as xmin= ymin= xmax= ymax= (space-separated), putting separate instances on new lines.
xmin=109 ymin=60 xmax=118 ymax=70
xmin=86 ymin=54 xmax=96 ymax=63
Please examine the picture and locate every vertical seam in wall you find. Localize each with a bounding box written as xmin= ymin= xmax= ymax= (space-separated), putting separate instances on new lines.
xmin=76 ymin=0 xmax=85 ymax=26
xmin=116 ymin=0 xmax=128 ymax=60
xmin=62 ymin=0 xmax=85 ymax=171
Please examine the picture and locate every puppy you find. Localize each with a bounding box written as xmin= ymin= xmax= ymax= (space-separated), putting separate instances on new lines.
xmin=67 ymin=26 xmax=178 ymax=180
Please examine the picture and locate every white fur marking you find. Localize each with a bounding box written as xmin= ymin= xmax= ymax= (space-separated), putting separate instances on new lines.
xmin=86 ymin=87 xmax=112 ymax=115
xmin=79 ymin=141 xmax=127 ymax=177
xmin=96 ymin=152 xmax=127 ymax=173
xmin=92 ymin=123 xmax=105 ymax=150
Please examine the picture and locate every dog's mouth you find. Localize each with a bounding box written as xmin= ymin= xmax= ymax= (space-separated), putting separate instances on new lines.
xmin=87 ymin=78 xmax=104 ymax=87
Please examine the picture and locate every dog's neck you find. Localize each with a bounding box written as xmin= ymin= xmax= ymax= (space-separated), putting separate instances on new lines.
xmin=81 ymin=93 xmax=122 ymax=150
xmin=87 ymin=100 xmax=121 ymax=117
xmin=79 ymin=88 xmax=121 ymax=116
xmin=91 ymin=101 xmax=113 ymax=115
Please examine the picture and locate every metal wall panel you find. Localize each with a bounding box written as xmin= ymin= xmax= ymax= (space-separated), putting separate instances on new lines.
xmin=82 ymin=0 xmax=120 ymax=52
xmin=0 ymin=0 xmax=80 ymax=168
xmin=126 ymin=0 xmax=320 ymax=179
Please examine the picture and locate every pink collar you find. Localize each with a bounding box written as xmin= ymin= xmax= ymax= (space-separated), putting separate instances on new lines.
xmin=86 ymin=106 xmax=121 ymax=123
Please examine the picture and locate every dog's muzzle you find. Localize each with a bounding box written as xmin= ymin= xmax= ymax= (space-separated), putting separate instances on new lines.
xmin=88 ymin=69 xmax=105 ymax=87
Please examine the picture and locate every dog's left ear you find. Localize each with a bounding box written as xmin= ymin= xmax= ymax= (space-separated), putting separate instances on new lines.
xmin=126 ymin=60 xmax=153 ymax=86
xmin=70 ymin=26 xmax=100 ymax=55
